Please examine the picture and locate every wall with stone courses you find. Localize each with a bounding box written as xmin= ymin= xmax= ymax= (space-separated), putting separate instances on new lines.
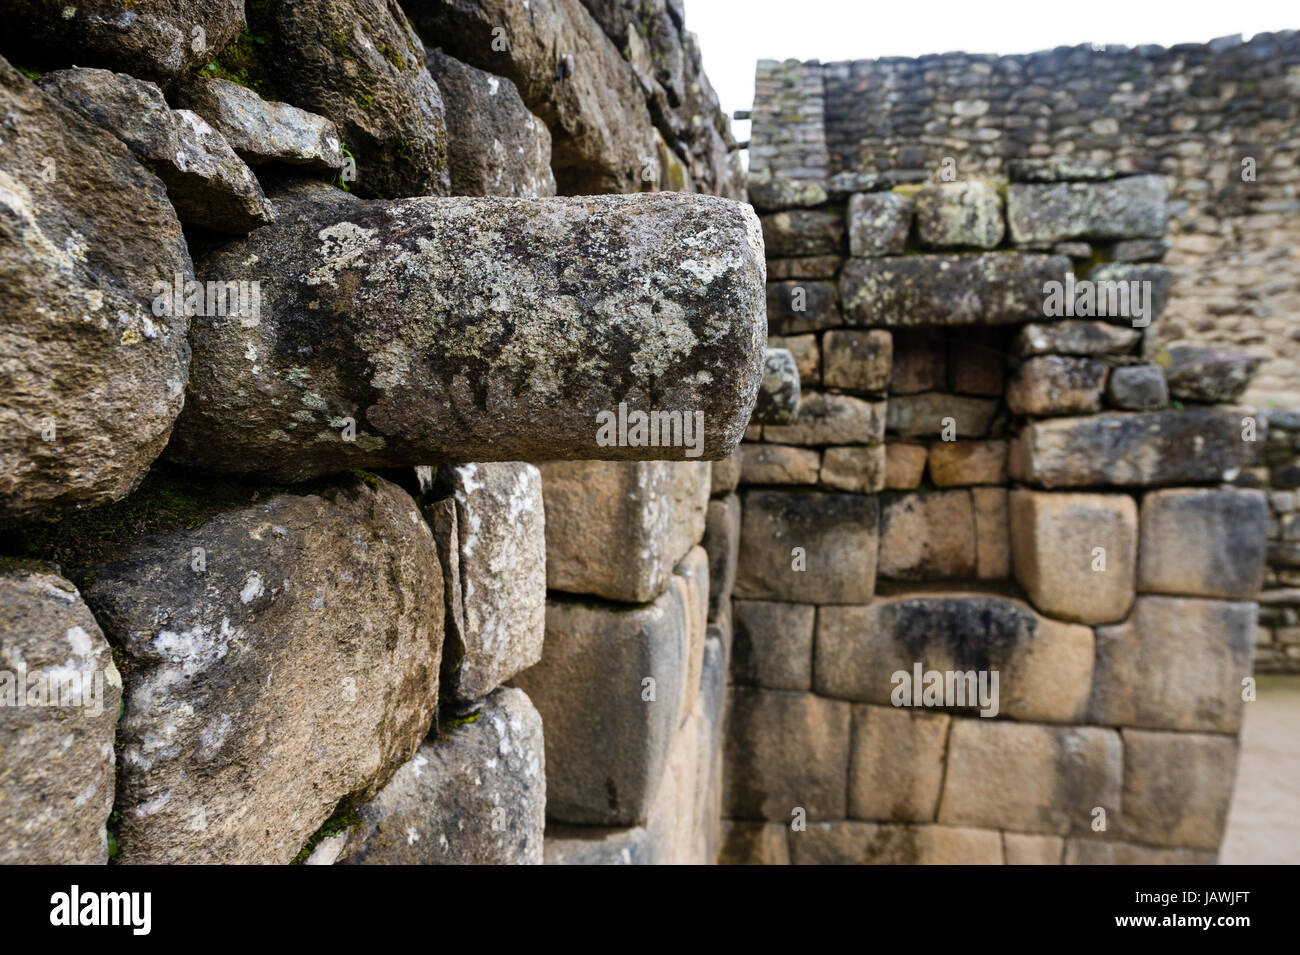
xmin=1258 ymin=409 xmax=1300 ymax=673
xmin=749 ymin=32 xmax=1300 ymax=408
xmin=0 ymin=0 xmax=746 ymax=866
xmin=721 ymin=168 xmax=1267 ymax=865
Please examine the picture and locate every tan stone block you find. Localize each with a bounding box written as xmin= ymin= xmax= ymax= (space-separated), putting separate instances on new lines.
xmin=1007 ymin=356 xmax=1107 ymax=416
xmin=763 ymin=391 xmax=886 ymax=446
xmin=929 ymin=440 xmax=1007 ymax=486
xmin=820 ymin=445 xmax=886 ymax=493
xmin=719 ymin=822 xmax=791 ymax=865
xmin=822 ymin=329 xmax=892 ymax=394
xmin=849 ymin=705 xmax=950 ymax=823
xmin=1120 ymin=730 xmax=1239 ymax=851
xmin=890 ymin=329 xmax=946 ymax=394
xmin=938 ymin=720 xmax=1122 ymax=836
xmin=768 ymin=333 xmax=820 ymax=386
xmin=1064 ymin=839 xmax=1217 ymax=865
xmin=879 ymin=490 xmax=976 ymax=580
xmin=1139 ymin=488 xmax=1269 ymax=599
xmin=916 ymin=825 xmax=1005 ymax=865
xmin=884 ymin=443 xmax=928 ymax=489
xmin=710 ymin=447 xmax=741 ymax=495
xmin=887 ymin=393 xmax=998 ymax=438
xmin=740 ymin=443 xmax=821 ymax=485
xmin=948 ymin=329 xmax=1006 ymax=396
xmin=673 ymin=547 xmax=709 ymax=731
xmin=790 ymin=822 xmax=1003 ymax=864
xmin=1003 ymin=832 xmax=1064 ymax=865
xmin=1088 ymin=596 xmax=1255 ymax=734
xmin=732 ymin=599 xmax=815 ymax=691
xmin=1009 ymin=490 xmax=1137 ymax=624
xmin=973 ymin=487 xmax=1011 ymax=579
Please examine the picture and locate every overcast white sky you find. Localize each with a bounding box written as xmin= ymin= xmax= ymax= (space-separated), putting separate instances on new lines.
xmin=687 ymin=0 xmax=1298 ymax=142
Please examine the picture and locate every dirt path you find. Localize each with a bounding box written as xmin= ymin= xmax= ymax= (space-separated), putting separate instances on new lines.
xmin=1221 ymin=676 xmax=1300 ymax=864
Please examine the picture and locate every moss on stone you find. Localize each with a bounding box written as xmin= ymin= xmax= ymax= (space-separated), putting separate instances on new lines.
xmin=289 ymin=808 xmax=361 ymax=865
xmin=203 ymin=1 xmax=276 ymax=98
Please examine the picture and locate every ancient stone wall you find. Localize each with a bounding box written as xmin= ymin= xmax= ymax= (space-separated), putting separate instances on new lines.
xmin=750 ymin=33 xmax=1300 ymax=409
xmin=722 ymin=163 xmax=1265 ymax=864
xmin=0 ymin=0 xmax=749 ymax=865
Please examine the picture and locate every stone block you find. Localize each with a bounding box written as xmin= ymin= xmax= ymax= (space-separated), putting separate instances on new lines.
xmin=1064 ymin=840 xmax=1216 ymax=865
xmin=732 ymin=599 xmax=815 ymax=691
xmin=767 ymin=281 xmax=842 ymax=334
xmin=1004 ymin=833 xmax=1064 ymax=865
xmin=1121 ymin=730 xmax=1238 ymax=851
xmin=879 ymin=491 xmax=977 ymax=580
xmin=1107 ymin=364 xmax=1169 ymax=410
xmin=928 ymin=441 xmax=1007 ymax=486
xmin=887 ymin=394 xmax=998 ymax=439
xmin=1163 ymin=346 xmax=1263 ymax=403
xmin=760 ymin=209 xmax=844 ymax=257
xmin=1006 ymin=175 xmax=1168 ymax=243
xmin=740 ymin=444 xmax=821 ymax=485
xmin=1139 ymin=489 xmax=1268 ymax=599
xmin=719 ymin=822 xmax=791 ymax=865
xmin=790 ymin=822 xmax=1003 ymax=864
xmin=847 ymin=191 xmax=913 ymax=257
xmin=820 ymin=445 xmax=887 ymax=494
xmin=1007 ymin=356 xmax=1107 ymax=417
xmin=703 ymin=494 xmax=741 ymax=622
xmin=767 ymin=256 xmax=842 ymax=280
xmin=544 ymin=825 xmax=655 ymax=865
xmin=1015 ymin=321 xmax=1140 ymax=357
xmin=890 ymin=329 xmax=946 ymax=393
xmin=848 ymin=705 xmax=950 ymax=823
xmin=884 ymin=444 xmax=928 ymax=489
xmin=972 ymin=487 xmax=1011 ymax=580
xmin=915 ymin=181 xmax=1005 ymax=249
xmin=822 ymin=330 xmax=893 ymax=394
xmin=768 ymin=333 xmax=821 ymax=386
xmin=752 ymin=348 xmax=801 ymax=425
xmin=763 ymin=392 xmax=886 ymax=446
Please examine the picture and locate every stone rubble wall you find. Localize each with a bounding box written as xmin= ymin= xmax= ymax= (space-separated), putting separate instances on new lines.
xmin=1258 ymin=409 xmax=1300 ymax=673
xmin=0 ymin=0 xmax=748 ymax=865
xmin=750 ymin=33 xmax=1300 ymax=409
xmin=722 ymin=163 xmax=1267 ymax=864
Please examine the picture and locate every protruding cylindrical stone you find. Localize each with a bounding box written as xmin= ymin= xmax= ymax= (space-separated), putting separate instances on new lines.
xmin=167 ymin=184 xmax=767 ymax=481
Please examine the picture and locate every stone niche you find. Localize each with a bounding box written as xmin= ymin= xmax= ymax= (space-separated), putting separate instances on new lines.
xmin=724 ymin=161 xmax=1266 ymax=866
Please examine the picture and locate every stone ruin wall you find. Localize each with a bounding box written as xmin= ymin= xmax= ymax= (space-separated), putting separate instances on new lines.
xmin=0 ymin=0 xmax=749 ymax=866
xmin=722 ymin=165 xmax=1267 ymax=863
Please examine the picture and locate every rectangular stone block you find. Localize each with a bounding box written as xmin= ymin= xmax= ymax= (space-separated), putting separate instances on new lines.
xmin=884 ymin=443 xmax=927 ymax=489
xmin=540 ymin=460 xmax=709 ymax=603
xmin=1007 ymin=356 xmax=1107 ymax=417
xmin=761 ymin=209 xmax=844 ymax=257
xmin=1121 ymin=730 xmax=1239 ymax=851
xmin=816 ymin=594 xmax=1095 ymax=724
xmin=1006 ymin=175 xmax=1168 ymax=243
xmin=1010 ymin=409 xmax=1259 ymax=488
xmin=734 ymin=489 xmax=879 ymax=604
xmin=1063 ymin=839 xmax=1217 ymax=865
xmin=703 ymin=494 xmax=740 ymax=622
xmin=740 ymin=443 xmax=821 ymax=485
xmin=767 ymin=255 xmax=842 ymax=280
xmin=1015 ymin=321 xmax=1141 ymax=357
xmin=732 ymin=599 xmax=815 ymax=691
xmin=879 ymin=490 xmax=976 ymax=580
xmin=1009 ymin=490 xmax=1138 ymax=625
xmin=724 ymin=688 xmax=850 ymax=821
xmin=847 ymin=190 xmax=913 ymax=257
xmin=789 ymin=822 xmax=1003 ymax=864
xmin=849 ymin=705 xmax=949 ymax=823
xmin=544 ymin=824 xmax=655 ymax=865
xmin=768 ymin=333 xmax=820 ymax=386
xmin=1139 ymin=488 xmax=1269 ymax=599
xmin=841 ymin=253 xmax=1069 ymax=326
xmin=938 ymin=720 xmax=1122 ymax=836
xmin=915 ymin=181 xmax=1005 ymax=249
xmin=972 ymin=487 xmax=1011 ymax=580
xmin=820 ymin=445 xmax=886 ymax=494
xmin=890 ymin=329 xmax=946 ymax=393
xmin=767 ymin=280 xmax=841 ymax=334
xmin=763 ymin=391 xmax=885 ymax=446
xmin=929 ymin=440 xmax=1007 ymax=486
xmin=822 ymin=329 xmax=892 ymax=394
xmin=887 ymin=394 xmax=997 ymax=438
xmin=719 ymin=821 xmax=791 ymax=865
xmin=1003 ymin=833 xmax=1064 ymax=865
xmin=1088 ymin=596 xmax=1255 ymax=734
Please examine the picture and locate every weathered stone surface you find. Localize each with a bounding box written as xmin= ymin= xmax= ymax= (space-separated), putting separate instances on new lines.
xmin=1007 ymin=158 xmax=1117 ymax=182
xmin=1005 ymin=833 xmax=1064 ymax=865
xmin=848 ymin=705 xmax=949 ymax=823
xmin=1162 ymin=346 xmax=1263 ymax=403
xmin=847 ymin=191 xmax=913 ymax=257
xmin=740 ymin=444 xmax=820 ymax=485
xmin=1009 ymin=490 xmax=1137 ymax=624
xmin=0 ymin=0 xmax=245 ymax=86
xmin=673 ymin=546 xmax=710 ymax=731
xmin=767 ymin=256 xmax=842 ymax=280
xmin=0 ymin=59 xmax=193 ymax=521
xmin=972 ymin=487 xmax=1011 ymax=579
xmin=81 ymin=474 xmax=443 ymax=864
xmin=1007 ymin=356 xmax=1107 ymax=416
xmin=760 ymin=209 xmax=844 ymax=257
xmin=1010 ymin=409 xmax=1260 ymax=488
xmin=820 ymin=445 xmax=886 ymax=494
xmin=790 ymin=822 xmax=1003 ymax=865
xmin=763 ymin=392 xmax=885 ymax=446
xmin=1006 ymin=175 xmax=1168 ymax=243
xmin=928 ymin=441 xmax=1006 ymax=486
xmin=752 ymin=348 xmax=801 ymax=425
xmin=0 ymin=564 xmax=121 ymax=864
xmin=938 ymin=720 xmax=1122 ymax=836
xmin=544 ymin=824 xmax=655 ymax=864
xmin=746 ymin=176 xmax=828 ymax=211
xmin=767 ymin=280 xmax=842 ymax=334
xmin=265 ymin=0 xmax=449 ymax=199
xmin=719 ymin=822 xmax=791 ymax=865
xmin=768 ymin=333 xmax=820 ymax=385
xmin=1112 ymin=238 xmax=1171 ymax=262
xmin=1088 ymin=596 xmax=1255 ymax=734
xmin=724 ymin=688 xmax=850 ymax=821
xmin=1064 ymin=839 xmax=1216 ymax=865
xmin=1107 ymin=364 xmax=1169 ymax=410
xmin=884 ymin=444 xmax=927 ymax=489
xmin=822 ymin=330 xmax=892 ymax=394
xmin=1121 ymin=730 xmax=1238 ymax=850
xmin=433 ymin=463 xmax=545 ymax=701
xmin=948 ymin=329 xmax=1005 ymax=396
xmin=338 ymin=688 xmax=544 ymax=864
xmin=42 ymin=67 xmax=274 ymax=232
xmin=540 ymin=459 xmax=708 ymax=603
xmin=1014 ymin=321 xmax=1141 ymax=357
xmin=816 ymin=595 xmax=1095 ymax=724
xmin=710 ymin=447 xmax=741 ymax=495
xmin=734 ymin=489 xmax=879 ymax=604
xmin=890 ymin=329 xmax=946 ymax=393
xmin=178 ymin=76 xmax=344 ymax=173
xmin=841 ymin=253 xmax=1069 ymax=326
xmin=879 ymin=491 xmax=977 ymax=580
xmin=168 ymin=186 xmax=766 ymax=478
xmin=703 ymin=494 xmax=740 ymax=621
xmin=512 ymin=590 xmax=686 ymax=826
xmin=1139 ymin=488 xmax=1268 ymax=599
xmin=425 ymin=50 xmax=556 ymax=198
xmin=732 ymin=599 xmax=815 ymax=691
xmin=886 ymin=394 xmax=998 ymax=438
xmin=915 ymin=181 xmax=1004 ymax=249
xmin=1085 ymin=262 xmax=1173 ymax=326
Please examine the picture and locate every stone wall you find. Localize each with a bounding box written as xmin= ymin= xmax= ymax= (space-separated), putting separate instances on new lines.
xmin=0 ymin=0 xmax=751 ymax=865
xmin=750 ymin=32 xmax=1300 ymax=409
xmin=1258 ymin=409 xmax=1300 ymax=673
xmin=722 ymin=163 xmax=1266 ymax=864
